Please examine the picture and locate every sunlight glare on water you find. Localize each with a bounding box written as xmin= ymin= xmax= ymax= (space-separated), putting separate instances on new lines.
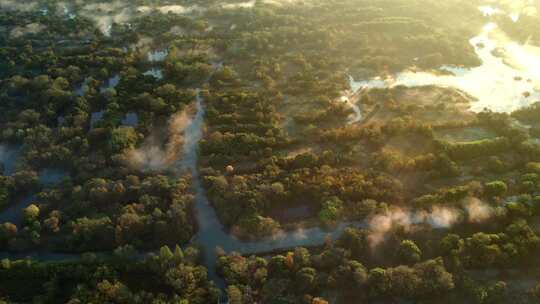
xmin=351 ymin=13 xmax=540 ymax=113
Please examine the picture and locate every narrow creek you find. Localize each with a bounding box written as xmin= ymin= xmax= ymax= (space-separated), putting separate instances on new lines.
xmin=181 ymin=90 xmax=369 ymax=286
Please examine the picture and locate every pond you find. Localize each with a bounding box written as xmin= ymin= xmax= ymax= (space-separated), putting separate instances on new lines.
xmin=121 ymin=112 xmax=139 ymax=127
xmin=74 ymin=77 xmax=90 ymax=96
xmin=0 ymin=195 xmax=36 ymax=227
xmin=76 ymin=75 xmax=120 ymax=96
xmin=90 ymin=111 xmax=104 ymax=128
xmin=39 ymin=169 xmax=68 ymax=186
xmin=99 ymin=74 xmax=120 ymax=93
xmin=0 ymin=145 xmax=22 ymax=176
xmin=143 ymin=68 xmax=163 ymax=79
xmin=147 ymin=50 xmax=168 ymax=62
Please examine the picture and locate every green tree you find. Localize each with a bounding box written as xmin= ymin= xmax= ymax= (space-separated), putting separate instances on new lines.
xmin=484 ymin=181 xmax=507 ymax=198
xmin=23 ymin=204 xmax=40 ymax=221
xmin=227 ymin=285 xmax=243 ymax=304
xmin=398 ymin=240 xmax=422 ymax=264
xmin=108 ymin=127 xmax=137 ymax=153
xmin=318 ymin=197 xmax=343 ymax=223
xmin=368 ymin=268 xmax=389 ymax=296
xmin=295 ymin=267 xmax=317 ymax=292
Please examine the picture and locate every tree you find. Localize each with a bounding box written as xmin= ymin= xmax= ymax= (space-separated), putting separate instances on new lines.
xmin=293 ymin=247 xmax=311 ymax=268
xmin=44 ymin=216 xmax=60 ymax=233
xmin=334 ymin=260 xmax=368 ymax=291
xmin=338 ymin=228 xmax=369 ymax=259
xmin=386 ymin=265 xmax=420 ymax=297
xmin=398 ymin=240 xmax=422 ymax=264
xmin=295 ymin=267 xmax=317 ymax=292
xmin=95 ymin=280 xmax=131 ymax=302
xmin=108 ymin=127 xmax=137 ymax=153
xmin=69 ymin=217 xmax=115 ymax=250
xmin=439 ymin=233 xmax=463 ymax=254
xmin=113 ymin=245 xmax=137 ymax=262
xmin=174 ymin=245 xmax=184 ymax=263
xmin=465 ymin=233 xmax=502 ymax=267
xmin=368 ymin=268 xmax=389 ymax=296
xmin=318 ymin=197 xmax=343 ymax=223
xmin=12 ymin=171 xmax=39 ymax=190
xmin=23 ymin=204 xmax=40 ymax=221
xmin=487 ymin=156 xmax=505 ymax=173
xmin=0 ymin=223 xmax=17 ymax=246
xmin=270 ymin=182 xmax=285 ymax=195
xmin=227 ymin=285 xmax=243 ymax=304
xmin=160 ymin=245 xmax=174 ymax=261
xmin=484 ymin=181 xmax=507 ymax=198
xmin=215 ymin=66 xmax=236 ymax=82
xmin=268 ymin=255 xmax=289 ymax=278
xmin=485 ymin=281 xmax=507 ymax=304
xmin=416 ymin=258 xmax=454 ymax=295
xmin=237 ymin=215 xmax=280 ymax=238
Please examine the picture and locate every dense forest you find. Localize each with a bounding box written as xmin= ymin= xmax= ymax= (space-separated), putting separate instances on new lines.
xmin=1 ymin=245 xmax=220 ymax=303
xmin=1 ymin=0 xmax=540 ymax=303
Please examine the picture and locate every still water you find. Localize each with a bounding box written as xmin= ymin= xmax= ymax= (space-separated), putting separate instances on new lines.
xmin=351 ymin=8 xmax=540 ymax=113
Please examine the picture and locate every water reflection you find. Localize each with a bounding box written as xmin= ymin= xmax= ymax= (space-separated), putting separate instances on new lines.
xmin=99 ymin=74 xmax=120 ymax=93
xmin=90 ymin=111 xmax=104 ymax=128
xmin=57 ymin=116 xmax=65 ymax=127
xmin=340 ymin=95 xmax=362 ymax=124
xmin=0 ymin=250 xmax=80 ymax=261
xmin=0 ymin=145 xmax=22 ymax=176
xmin=479 ymin=5 xmax=503 ymax=17
xmin=143 ymin=68 xmax=163 ymax=79
xmin=352 ymin=18 xmax=540 ymax=113
xmin=39 ymin=169 xmax=67 ymax=186
xmin=121 ymin=112 xmax=139 ymax=127
xmin=0 ymin=195 xmax=36 ymax=227
xmin=147 ymin=50 xmax=168 ymax=62
xmin=75 ymin=77 xmax=90 ymax=96
xmin=0 ymin=169 xmax=66 ymax=226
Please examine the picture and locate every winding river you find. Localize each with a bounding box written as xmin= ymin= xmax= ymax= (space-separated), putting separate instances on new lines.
xmin=180 ymin=90 xmax=369 ymax=286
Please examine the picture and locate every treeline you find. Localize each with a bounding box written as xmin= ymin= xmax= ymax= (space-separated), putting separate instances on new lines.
xmin=0 ymin=245 xmax=220 ymax=303
xmin=218 ymin=218 xmax=540 ymax=304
